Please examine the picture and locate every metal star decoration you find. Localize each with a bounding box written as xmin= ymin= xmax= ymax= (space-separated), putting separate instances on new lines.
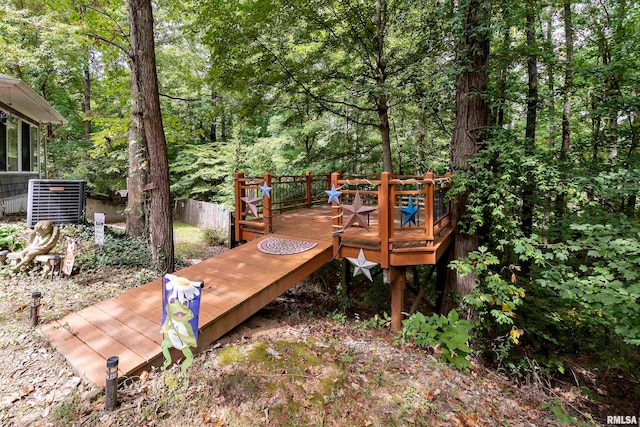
xmin=241 ymin=193 xmax=262 ymax=218
xmin=347 ymin=249 xmax=378 ymax=281
xmin=400 ymin=196 xmax=419 ymax=227
xmin=342 ymin=191 xmax=377 ymax=231
xmin=325 ymin=185 xmax=342 ymax=204
xmin=259 ymin=182 xmax=272 ymax=199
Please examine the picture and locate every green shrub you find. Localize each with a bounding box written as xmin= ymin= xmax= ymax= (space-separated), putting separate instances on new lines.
xmin=0 ymin=224 xmax=25 ymax=251
xmin=203 ymin=228 xmax=227 ymax=246
xmin=402 ymin=310 xmax=474 ymax=369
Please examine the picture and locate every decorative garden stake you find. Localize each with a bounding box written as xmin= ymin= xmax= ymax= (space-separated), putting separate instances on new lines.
xmin=259 ymin=182 xmax=272 ymax=199
xmin=104 ymin=356 xmax=119 ymax=411
xmin=341 ymin=191 xmax=377 ymax=231
xmin=347 ymin=249 xmax=378 ymax=281
xmin=29 ymin=291 xmax=41 ymax=328
xmin=400 ymin=197 xmax=419 ymax=227
xmin=161 ymin=275 xmax=204 ymax=373
xmin=325 ymin=185 xmax=342 ymax=204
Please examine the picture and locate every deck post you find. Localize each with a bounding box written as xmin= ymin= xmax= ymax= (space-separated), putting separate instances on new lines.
xmin=234 ymin=172 xmax=245 ymax=243
xmin=331 ymin=172 xmax=342 ymax=258
xmin=425 ymin=172 xmax=435 ymax=242
xmin=379 ymin=172 xmax=390 ymax=269
xmin=326 ymin=172 xmax=331 ymax=191
xmin=263 ymin=172 xmax=273 ymax=234
xmin=384 ymin=266 xmax=406 ymax=330
xmin=305 ymin=171 xmax=312 ymax=208
xmin=342 ymin=259 xmax=351 ymax=295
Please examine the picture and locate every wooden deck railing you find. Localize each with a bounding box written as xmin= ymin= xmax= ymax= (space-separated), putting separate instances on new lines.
xmin=330 ymin=171 xmax=451 ymax=268
xmin=234 ymin=172 xmax=331 ymax=241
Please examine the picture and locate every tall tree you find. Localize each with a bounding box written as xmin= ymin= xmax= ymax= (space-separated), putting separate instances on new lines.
xmin=440 ymin=0 xmax=490 ymax=314
xmin=555 ymin=0 xmax=574 ymax=221
xmin=522 ymin=0 xmax=538 ymax=240
xmin=129 ymin=0 xmax=174 ymax=273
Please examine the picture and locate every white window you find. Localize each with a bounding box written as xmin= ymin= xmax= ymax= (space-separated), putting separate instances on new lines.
xmin=0 ymin=111 xmax=39 ymax=173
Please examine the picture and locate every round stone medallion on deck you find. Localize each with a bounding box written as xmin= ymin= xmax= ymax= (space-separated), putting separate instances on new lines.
xmin=257 ymin=237 xmax=318 ymax=255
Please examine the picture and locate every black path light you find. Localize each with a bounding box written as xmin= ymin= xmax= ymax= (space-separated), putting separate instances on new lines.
xmin=29 ymin=291 xmax=42 ymax=328
xmin=104 ymin=356 xmax=119 ymax=411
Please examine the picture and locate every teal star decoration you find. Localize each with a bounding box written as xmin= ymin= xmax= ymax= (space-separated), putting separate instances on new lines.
xmin=241 ymin=194 xmax=261 ymax=218
xmin=325 ymin=185 xmax=342 ymax=204
xmin=259 ymin=182 xmax=272 ymax=199
xmin=342 ymin=191 xmax=377 ymax=231
xmin=400 ymin=197 xmax=419 ymax=227
xmin=347 ymin=249 xmax=377 ymax=281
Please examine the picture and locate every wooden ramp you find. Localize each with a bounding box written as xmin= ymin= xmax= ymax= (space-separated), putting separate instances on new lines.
xmin=41 ymin=207 xmax=334 ymax=386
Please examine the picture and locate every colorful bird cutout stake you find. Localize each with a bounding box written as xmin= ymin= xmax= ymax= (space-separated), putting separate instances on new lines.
xmin=347 ymin=249 xmax=378 ymax=281
xmin=400 ymin=196 xmax=419 ymax=227
xmin=259 ymin=182 xmax=272 ymax=199
xmin=325 ymin=185 xmax=342 ymax=204
xmin=341 ymin=191 xmax=377 ymax=231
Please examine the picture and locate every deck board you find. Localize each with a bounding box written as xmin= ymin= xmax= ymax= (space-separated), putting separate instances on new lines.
xmin=41 ymin=204 xmax=452 ymax=386
xmin=41 ymin=207 xmax=335 ymax=386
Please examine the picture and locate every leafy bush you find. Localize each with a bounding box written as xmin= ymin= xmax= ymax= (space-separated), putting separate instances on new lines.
xmin=62 ymin=224 xmax=152 ymax=270
xmin=0 ymin=224 xmax=25 ymax=251
xmin=203 ymin=228 xmax=227 ymax=246
xmin=402 ymin=310 xmax=474 ymax=369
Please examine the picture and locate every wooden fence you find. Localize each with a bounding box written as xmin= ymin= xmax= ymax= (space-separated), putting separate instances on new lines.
xmin=173 ymin=199 xmax=233 ymax=231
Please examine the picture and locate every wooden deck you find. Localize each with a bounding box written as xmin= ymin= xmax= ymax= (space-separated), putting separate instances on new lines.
xmin=40 ymin=207 xmax=334 ymax=386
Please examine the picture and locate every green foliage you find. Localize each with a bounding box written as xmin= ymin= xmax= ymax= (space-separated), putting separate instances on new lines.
xmin=356 ymin=312 xmax=392 ymax=330
xmin=202 ymin=228 xmax=227 ymax=246
xmin=0 ymin=225 xmax=24 ymax=251
xmin=530 ymin=217 xmax=640 ymax=346
xmin=451 ymin=246 xmax=526 ymax=331
xmin=64 ymin=225 xmax=151 ymax=270
xmin=402 ymin=310 xmax=474 ymax=369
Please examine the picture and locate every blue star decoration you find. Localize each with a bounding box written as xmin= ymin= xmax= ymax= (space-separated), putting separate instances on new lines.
xmin=259 ymin=182 xmax=272 ymax=199
xmin=400 ymin=196 xmax=419 ymax=227
xmin=347 ymin=249 xmax=378 ymax=281
xmin=325 ymin=185 xmax=342 ymax=204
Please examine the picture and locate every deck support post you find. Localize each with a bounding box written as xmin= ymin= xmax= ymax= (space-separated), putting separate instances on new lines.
xmin=384 ymin=266 xmax=406 ymax=330
xmin=342 ymin=259 xmax=351 ymax=295
xmin=435 ymin=243 xmax=454 ymax=314
xmin=305 ymin=171 xmax=312 ymax=208
xmin=263 ymin=172 xmax=273 ymax=234
xmin=234 ymin=172 xmax=245 ymax=244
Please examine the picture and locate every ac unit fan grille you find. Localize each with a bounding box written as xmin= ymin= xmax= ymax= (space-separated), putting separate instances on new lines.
xmin=27 ymin=180 xmax=87 ymax=227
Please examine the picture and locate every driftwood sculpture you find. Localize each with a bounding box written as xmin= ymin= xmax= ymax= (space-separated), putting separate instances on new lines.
xmin=9 ymin=220 xmax=60 ymax=272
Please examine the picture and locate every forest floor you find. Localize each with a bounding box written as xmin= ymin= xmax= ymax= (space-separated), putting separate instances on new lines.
xmin=0 ymin=216 xmax=637 ymax=426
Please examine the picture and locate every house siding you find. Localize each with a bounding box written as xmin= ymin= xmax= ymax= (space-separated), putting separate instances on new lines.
xmin=0 ymin=172 xmax=39 ymax=199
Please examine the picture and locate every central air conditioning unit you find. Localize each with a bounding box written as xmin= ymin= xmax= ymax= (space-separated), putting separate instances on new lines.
xmin=27 ymin=179 xmax=87 ymax=227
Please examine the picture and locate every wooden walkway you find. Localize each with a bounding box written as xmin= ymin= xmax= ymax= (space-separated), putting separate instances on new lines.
xmin=41 ymin=207 xmax=334 ymax=386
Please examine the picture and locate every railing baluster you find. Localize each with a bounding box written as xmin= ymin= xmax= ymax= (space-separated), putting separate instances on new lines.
xmin=379 ymin=172 xmax=390 ymax=269
xmin=263 ymin=172 xmax=273 ymax=234
xmin=425 ymin=172 xmax=434 ymax=242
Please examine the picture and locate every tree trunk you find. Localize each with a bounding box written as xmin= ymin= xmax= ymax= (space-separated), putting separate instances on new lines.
xmin=376 ymin=0 xmax=393 ymax=173
xmin=440 ymin=0 xmax=490 ymax=314
xmin=546 ymin=11 xmax=556 ymax=148
xmin=129 ymin=0 xmax=174 ymax=274
xmin=125 ymin=62 xmax=149 ymax=240
xmin=556 ymin=0 xmax=574 ymax=222
xmin=82 ymin=53 xmax=92 ymax=142
xmin=416 ymin=118 xmax=426 ymax=175
xmin=522 ymin=6 xmax=538 ymax=240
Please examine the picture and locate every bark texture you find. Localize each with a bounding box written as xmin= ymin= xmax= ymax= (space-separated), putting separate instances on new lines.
xmin=129 ymin=0 xmax=174 ymax=274
xmin=440 ymin=0 xmax=490 ymax=314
